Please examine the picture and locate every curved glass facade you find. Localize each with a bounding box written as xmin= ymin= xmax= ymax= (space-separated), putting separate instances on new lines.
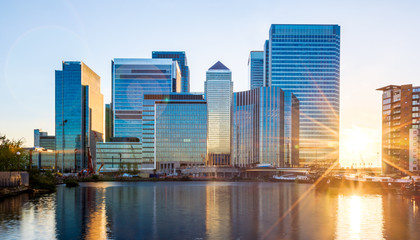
xmin=232 ymin=87 xmax=297 ymax=167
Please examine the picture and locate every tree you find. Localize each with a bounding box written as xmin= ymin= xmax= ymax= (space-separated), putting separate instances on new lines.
xmin=0 ymin=134 xmax=28 ymax=171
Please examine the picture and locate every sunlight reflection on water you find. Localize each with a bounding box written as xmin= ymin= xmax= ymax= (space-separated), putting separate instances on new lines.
xmin=335 ymin=195 xmax=384 ymax=240
xmin=0 ymin=182 xmax=419 ymax=240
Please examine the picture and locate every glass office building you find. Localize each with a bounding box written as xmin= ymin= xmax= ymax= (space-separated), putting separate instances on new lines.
xmin=264 ymin=40 xmax=270 ymax=86
xmin=112 ymin=58 xmax=181 ymax=142
xmin=265 ymin=24 xmax=340 ymax=165
xmin=155 ymin=97 xmax=207 ymax=168
xmin=142 ymin=93 xmax=205 ymax=163
xmin=284 ymin=91 xmax=300 ymax=166
xmin=232 ymin=87 xmax=298 ymax=167
xmin=205 ymin=61 xmax=233 ymax=165
xmin=249 ymin=51 xmax=264 ymax=89
xmin=96 ymin=142 xmax=144 ymax=172
xmin=55 ymin=61 xmax=104 ymax=171
xmin=34 ymin=129 xmax=47 ymax=147
xmin=152 ymin=51 xmax=190 ymax=92
xmin=105 ymin=104 xmax=113 ymax=142
xmin=31 ymin=150 xmax=56 ymax=170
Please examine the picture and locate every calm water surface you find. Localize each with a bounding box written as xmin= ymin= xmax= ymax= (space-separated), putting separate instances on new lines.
xmin=0 ymin=182 xmax=419 ymax=240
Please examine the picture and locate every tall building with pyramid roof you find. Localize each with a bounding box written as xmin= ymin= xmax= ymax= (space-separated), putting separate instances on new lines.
xmin=205 ymin=61 xmax=232 ymax=165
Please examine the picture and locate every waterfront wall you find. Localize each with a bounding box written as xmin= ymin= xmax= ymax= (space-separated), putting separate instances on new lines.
xmin=0 ymin=172 xmax=29 ymax=187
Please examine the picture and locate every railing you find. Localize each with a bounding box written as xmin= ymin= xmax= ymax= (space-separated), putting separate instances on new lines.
xmin=0 ymin=172 xmax=29 ymax=187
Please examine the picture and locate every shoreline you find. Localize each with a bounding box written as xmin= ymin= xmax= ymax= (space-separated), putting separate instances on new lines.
xmin=0 ymin=186 xmax=32 ymax=199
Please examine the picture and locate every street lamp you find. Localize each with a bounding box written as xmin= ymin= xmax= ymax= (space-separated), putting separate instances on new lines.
xmin=119 ymin=153 xmax=122 ymax=170
xmin=74 ymin=149 xmax=78 ymax=172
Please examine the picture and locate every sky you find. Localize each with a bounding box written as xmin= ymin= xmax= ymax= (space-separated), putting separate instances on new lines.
xmin=1 ymin=0 xmax=419 ymax=167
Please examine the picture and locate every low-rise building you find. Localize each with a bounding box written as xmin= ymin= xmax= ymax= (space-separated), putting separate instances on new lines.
xmin=96 ymin=139 xmax=145 ymax=172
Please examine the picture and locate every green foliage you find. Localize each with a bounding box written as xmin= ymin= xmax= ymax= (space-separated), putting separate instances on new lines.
xmin=91 ymin=174 xmax=99 ymax=181
xmin=0 ymin=134 xmax=28 ymax=171
xmin=64 ymin=178 xmax=79 ymax=187
xmin=29 ymin=169 xmax=56 ymax=191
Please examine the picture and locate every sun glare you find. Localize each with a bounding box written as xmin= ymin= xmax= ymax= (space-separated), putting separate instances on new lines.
xmin=340 ymin=126 xmax=381 ymax=168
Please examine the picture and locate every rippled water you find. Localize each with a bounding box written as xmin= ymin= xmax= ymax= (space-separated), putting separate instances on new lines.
xmin=0 ymin=182 xmax=419 ymax=240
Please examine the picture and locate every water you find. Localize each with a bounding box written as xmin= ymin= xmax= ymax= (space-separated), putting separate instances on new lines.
xmin=0 ymin=182 xmax=419 ymax=240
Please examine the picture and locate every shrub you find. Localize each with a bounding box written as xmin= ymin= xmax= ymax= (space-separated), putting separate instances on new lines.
xmin=64 ymin=178 xmax=79 ymax=187
xmin=29 ymin=169 xmax=56 ymax=192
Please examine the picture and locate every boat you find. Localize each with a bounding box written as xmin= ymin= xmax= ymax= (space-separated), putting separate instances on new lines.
xmin=317 ymin=174 xmax=420 ymax=191
xmin=272 ymin=174 xmax=312 ymax=183
xmin=400 ymin=179 xmax=420 ymax=196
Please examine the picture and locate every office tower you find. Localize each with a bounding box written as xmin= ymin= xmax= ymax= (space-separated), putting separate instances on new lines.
xmin=112 ymin=58 xmax=181 ymax=142
xmin=34 ymin=129 xmax=55 ymax=150
xmin=155 ymin=94 xmax=207 ymax=173
xmin=105 ymin=104 xmax=113 ymax=142
xmin=143 ymin=93 xmax=205 ymax=163
xmin=34 ymin=129 xmax=47 ymax=147
xmin=40 ymin=135 xmax=56 ymax=150
xmin=232 ymin=87 xmax=298 ymax=167
xmin=265 ymin=24 xmax=340 ymax=165
xmin=55 ymin=61 xmax=104 ymax=171
xmin=284 ymin=91 xmax=300 ymax=166
xmin=377 ymin=84 xmax=420 ymax=173
xmin=152 ymin=51 xmax=190 ymax=92
xmin=249 ymin=51 xmax=264 ymax=89
xmin=205 ymin=61 xmax=233 ymax=165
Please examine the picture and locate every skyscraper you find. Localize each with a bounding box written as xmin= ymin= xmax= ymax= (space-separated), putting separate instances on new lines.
xmin=232 ymin=87 xmax=299 ymax=167
xmin=377 ymin=84 xmax=420 ymax=173
xmin=55 ymin=61 xmax=104 ymax=171
xmin=205 ymin=61 xmax=233 ymax=165
xmin=152 ymin=51 xmax=190 ymax=92
xmin=112 ymin=58 xmax=181 ymax=142
xmin=34 ymin=129 xmax=47 ymax=147
xmin=34 ymin=129 xmax=55 ymax=150
xmin=249 ymin=51 xmax=264 ymax=90
xmin=284 ymin=91 xmax=300 ymax=166
xmin=265 ymin=24 xmax=340 ymax=165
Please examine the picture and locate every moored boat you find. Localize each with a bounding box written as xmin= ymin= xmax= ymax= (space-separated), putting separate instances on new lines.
xmin=272 ymin=174 xmax=312 ymax=183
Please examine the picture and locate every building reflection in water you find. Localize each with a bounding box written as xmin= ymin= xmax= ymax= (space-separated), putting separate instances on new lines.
xmin=0 ymin=193 xmax=56 ymax=239
xmin=382 ymin=194 xmax=420 ymax=239
xmin=84 ymin=187 xmax=108 ymax=240
xmin=3 ymin=182 xmax=420 ymax=239
xmin=21 ymin=194 xmax=57 ymax=239
xmin=205 ymin=183 xmax=232 ymax=239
